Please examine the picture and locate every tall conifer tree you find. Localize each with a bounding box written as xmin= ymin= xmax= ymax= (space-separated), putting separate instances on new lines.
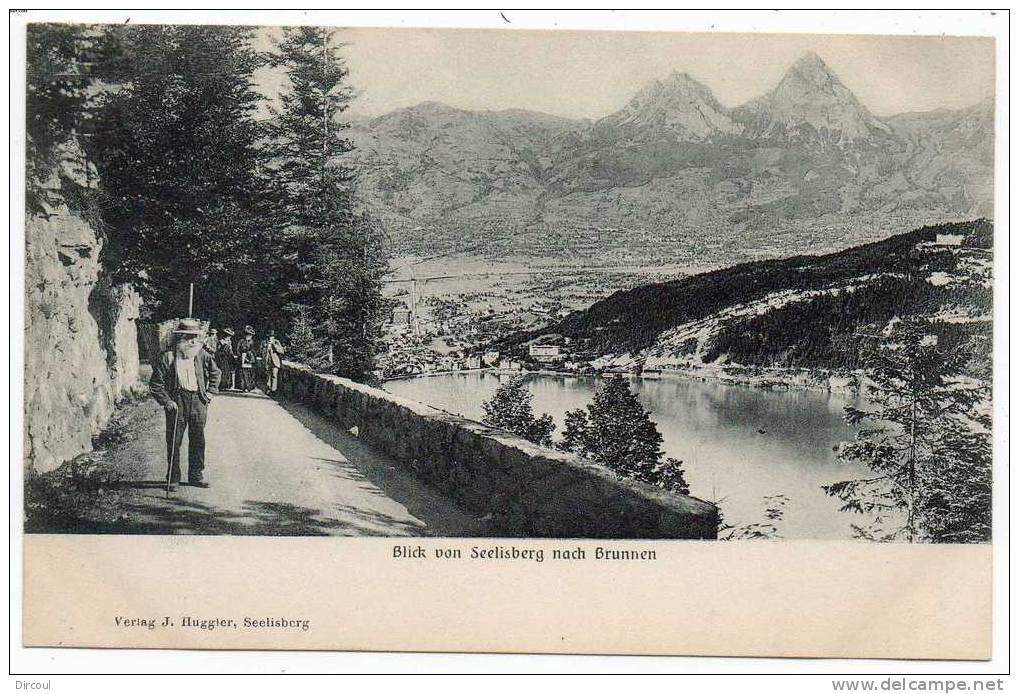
xmin=826 ymin=319 xmax=992 ymax=543
xmin=268 ymin=26 xmax=388 ymax=381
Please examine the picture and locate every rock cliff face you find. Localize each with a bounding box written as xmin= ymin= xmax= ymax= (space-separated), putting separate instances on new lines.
xmin=24 ymin=179 xmax=143 ymax=474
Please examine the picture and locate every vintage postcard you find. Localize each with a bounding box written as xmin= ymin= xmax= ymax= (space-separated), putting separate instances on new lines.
xmin=16 ymin=12 xmax=1000 ymax=660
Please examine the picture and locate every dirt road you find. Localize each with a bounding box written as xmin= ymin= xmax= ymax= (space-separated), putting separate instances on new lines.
xmin=99 ymin=389 xmax=485 ymax=536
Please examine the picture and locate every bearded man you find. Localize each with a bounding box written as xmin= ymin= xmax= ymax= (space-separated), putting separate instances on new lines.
xmin=149 ymin=318 xmax=222 ymax=489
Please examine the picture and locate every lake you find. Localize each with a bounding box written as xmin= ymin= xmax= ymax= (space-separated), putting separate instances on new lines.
xmin=384 ymin=372 xmax=869 ymax=540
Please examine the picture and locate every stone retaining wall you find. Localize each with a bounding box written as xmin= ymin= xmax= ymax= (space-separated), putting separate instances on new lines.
xmin=278 ymin=362 xmax=718 ymax=539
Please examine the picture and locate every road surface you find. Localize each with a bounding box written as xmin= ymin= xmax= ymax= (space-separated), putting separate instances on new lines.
xmin=105 ymin=388 xmax=485 ymax=536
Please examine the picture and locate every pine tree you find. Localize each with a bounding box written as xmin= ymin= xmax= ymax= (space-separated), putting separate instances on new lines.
xmin=267 ymin=26 xmax=355 ymax=226
xmin=481 ymin=377 xmax=555 ymax=447
xmin=558 ymin=408 xmax=590 ymax=456
xmin=313 ymin=214 xmax=390 ymax=382
xmin=918 ymin=422 xmax=992 ymax=543
xmin=285 ymin=304 xmax=332 ymax=371
xmin=826 ymin=319 xmax=992 ymax=543
xmin=86 ymin=25 xmax=272 ymax=321
xmin=560 ymin=376 xmax=689 ymax=495
xmin=268 ymin=26 xmax=388 ymax=382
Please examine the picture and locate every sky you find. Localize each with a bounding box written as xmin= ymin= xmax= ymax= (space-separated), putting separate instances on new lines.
xmin=307 ymin=28 xmax=996 ymax=120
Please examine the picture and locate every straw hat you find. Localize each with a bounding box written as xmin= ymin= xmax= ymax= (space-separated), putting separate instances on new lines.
xmin=172 ymin=318 xmax=203 ymax=335
xmin=244 ymin=325 xmax=255 ymax=336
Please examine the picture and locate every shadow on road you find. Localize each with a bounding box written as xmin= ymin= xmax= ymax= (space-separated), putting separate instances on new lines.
xmin=111 ymin=480 xmax=172 ymax=490
xmin=26 ymin=388 xmax=493 ymax=538
xmin=276 ymin=398 xmax=491 ymax=537
xmin=213 ymin=390 xmax=272 ymax=400
xmin=75 ymin=496 xmax=427 ymax=536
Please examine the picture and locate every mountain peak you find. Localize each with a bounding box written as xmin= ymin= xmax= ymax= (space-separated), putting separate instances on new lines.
xmin=793 ymin=50 xmax=827 ymax=70
xmin=656 ymin=71 xmax=717 ymax=100
xmin=597 ymin=70 xmax=740 ymax=141
xmin=780 ymin=51 xmax=843 ymax=93
xmin=739 ymin=51 xmax=892 ymax=144
xmin=663 ymin=70 xmax=698 ymax=84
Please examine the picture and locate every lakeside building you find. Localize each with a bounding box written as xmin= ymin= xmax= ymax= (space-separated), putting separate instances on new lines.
xmin=529 ymin=344 xmax=562 ymax=362
xmin=392 ymin=307 xmax=412 ymax=326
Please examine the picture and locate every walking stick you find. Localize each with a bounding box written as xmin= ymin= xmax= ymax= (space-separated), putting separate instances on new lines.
xmin=165 ymin=405 xmax=179 ymax=498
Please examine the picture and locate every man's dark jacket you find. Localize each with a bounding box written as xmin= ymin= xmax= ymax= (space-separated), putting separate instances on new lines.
xmin=150 ymin=350 xmax=222 ymax=406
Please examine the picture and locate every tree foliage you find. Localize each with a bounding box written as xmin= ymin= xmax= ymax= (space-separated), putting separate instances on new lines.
xmin=559 ymin=376 xmax=689 ymax=495
xmin=267 ymin=26 xmax=355 ymax=222
xmin=283 ymin=304 xmax=333 ymax=372
xmin=25 ymin=24 xmax=92 ymax=216
xmin=267 ymin=26 xmax=389 ymax=381
xmin=704 ymin=276 xmax=991 ymax=373
xmin=86 ymin=24 xmax=273 ymax=323
xmin=825 ymin=318 xmax=992 ymax=543
xmin=481 ymin=377 xmax=555 ymax=448
xmin=24 ymin=24 xmax=391 ymax=379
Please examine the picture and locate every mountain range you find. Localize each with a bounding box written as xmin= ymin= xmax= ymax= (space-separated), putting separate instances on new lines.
xmin=347 ymin=52 xmax=994 ymax=267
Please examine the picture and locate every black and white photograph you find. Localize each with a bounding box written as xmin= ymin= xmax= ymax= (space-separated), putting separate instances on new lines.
xmin=12 ymin=8 xmax=1013 ymax=679
xmin=21 ymin=19 xmax=996 ymax=546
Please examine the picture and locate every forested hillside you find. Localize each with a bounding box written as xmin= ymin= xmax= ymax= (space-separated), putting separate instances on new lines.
xmin=500 ymin=220 xmax=992 ymax=376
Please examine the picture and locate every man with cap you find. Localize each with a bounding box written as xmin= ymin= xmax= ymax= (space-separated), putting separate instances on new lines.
xmin=216 ymin=327 xmax=237 ymax=390
xmin=236 ymin=325 xmax=257 ymax=392
xmin=203 ymin=327 xmax=219 ymax=356
xmin=263 ymin=328 xmax=286 ymax=394
xmin=149 ymin=319 xmax=222 ymax=489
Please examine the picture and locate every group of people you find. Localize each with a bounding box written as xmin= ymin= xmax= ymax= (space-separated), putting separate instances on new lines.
xmin=149 ymin=318 xmax=286 ymax=491
xmin=205 ymin=325 xmax=286 ymax=395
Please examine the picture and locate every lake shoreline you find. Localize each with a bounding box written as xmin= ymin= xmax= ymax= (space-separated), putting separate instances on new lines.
xmin=384 ymin=364 xmax=864 ymax=395
xmin=382 ymin=369 xmax=865 ymax=540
